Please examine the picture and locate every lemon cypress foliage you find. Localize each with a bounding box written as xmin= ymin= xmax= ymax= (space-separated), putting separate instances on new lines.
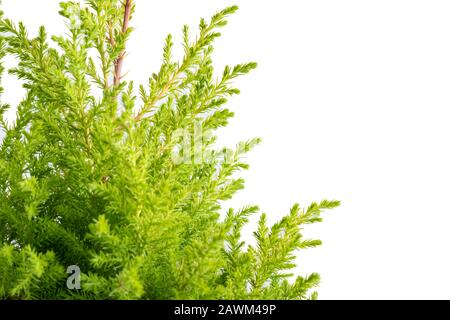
xmin=0 ymin=0 xmax=339 ymax=300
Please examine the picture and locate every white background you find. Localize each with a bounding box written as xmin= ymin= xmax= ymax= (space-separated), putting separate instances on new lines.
xmin=2 ymin=0 xmax=450 ymax=299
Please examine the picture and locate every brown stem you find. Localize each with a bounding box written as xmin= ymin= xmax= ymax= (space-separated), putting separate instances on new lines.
xmin=114 ymin=0 xmax=133 ymax=87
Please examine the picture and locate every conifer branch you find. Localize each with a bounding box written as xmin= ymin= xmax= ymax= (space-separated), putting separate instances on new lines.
xmin=0 ymin=1 xmax=338 ymax=300
xmin=113 ymin=0 xmax=133 ymax=86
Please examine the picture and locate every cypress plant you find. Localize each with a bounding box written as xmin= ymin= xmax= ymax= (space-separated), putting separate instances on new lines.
xmin=0 ymin=0 xmax=339 ymax=300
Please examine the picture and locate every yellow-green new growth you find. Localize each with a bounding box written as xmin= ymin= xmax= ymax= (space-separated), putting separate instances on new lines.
xmin=0 ymin=0 xmax=339 ymax=300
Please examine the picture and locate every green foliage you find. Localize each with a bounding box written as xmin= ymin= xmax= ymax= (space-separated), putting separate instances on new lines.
xmin=0 ymin=0 xmax=339 ymax=300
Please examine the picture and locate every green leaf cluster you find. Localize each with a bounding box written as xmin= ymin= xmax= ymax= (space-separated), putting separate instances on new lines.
xmin=0 ymin=1 xmax=339 ymax=300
